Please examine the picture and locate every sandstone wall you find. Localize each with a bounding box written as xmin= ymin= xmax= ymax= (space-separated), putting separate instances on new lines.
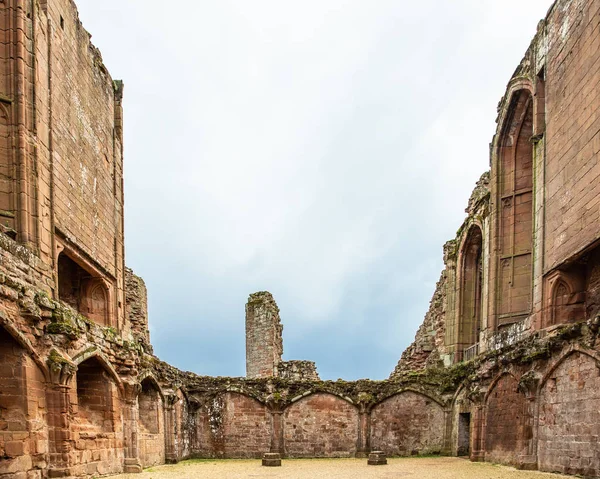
xmin=283 ymin=393 xmax=359 ymax=458
xmin=544 ymin=0 xmax=600 ymax=271
xmin=484 ymin=374 xmax=528 ymax=465
xmin=125 ymin=268 xmax=151 ymax=352
xmin=245 ymin=292 xmax=283 ymax=378
xmin=538 ymin=351 xmax=600 ymax=476
xmin=3 ymin=0 xmax=600 ymax=478
xmin=370 ymin=392 xmax=445 ymax=456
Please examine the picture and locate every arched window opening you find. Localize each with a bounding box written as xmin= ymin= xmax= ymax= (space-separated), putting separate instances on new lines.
xmin=58 ymin=252 xmax=110 ymax=326
xmin=496 ymin=89 xmax=534 ymax=327
xmin=551 ymin=281 xmax=570 ymax=327
xmin=459 ymin=225 xmax=483 ymax=359
xmin=74 ymin=357 xmax=115 ymax=433
xmin=139 ymin=378 xmax=161 ymax=435
xmin=0 ymin=327 xmax=47 ymax=463
xmin=0 ymin=326 xmax=27 ymax=433
xmin=0 ymin=106 xmax=15 ymax=234
xmin=543 ymin=260 xmax=587 ymax=329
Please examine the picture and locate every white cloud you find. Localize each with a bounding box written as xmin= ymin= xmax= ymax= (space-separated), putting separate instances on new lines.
xmin=75 ymin=0 xmax=555 ymax=379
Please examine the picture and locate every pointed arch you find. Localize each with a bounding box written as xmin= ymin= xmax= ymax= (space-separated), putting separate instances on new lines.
xmin=0 ymin=99 xmax=16 ymax=231
xmin=373 ymin=387 xmax=445 ymax=410
xmin=137 ymin=370 xmax=165 ymax=401
xmin=370 ymin=389 xmax=446 ymax=457
xmin=537 ymin=345 xmax=600 ymax=395
xmin=484 ymin=371 xmax=528 ymax=465
xmin=71 ymin=346 xmax=124 ymax=396
xmin=0 ymin=316 xmax=50 ymax=381
xmin=537 ymin=346 xmax=600 ymax=475
xmin=492 ymin=85 xmax=535 ymax=329
xmin=484 ymin=371 xmax=519 ymax=404
xmin=456 ymin=224 xmax=484 ymax=358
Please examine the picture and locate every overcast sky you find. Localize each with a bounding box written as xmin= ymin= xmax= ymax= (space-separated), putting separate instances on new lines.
xmin=76 ymin=0 xmax=554 ymax=380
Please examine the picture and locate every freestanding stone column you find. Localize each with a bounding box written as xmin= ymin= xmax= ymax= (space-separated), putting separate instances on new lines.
xmin=47 ymin=358 xmax=76 ymax=478
xmin=245 ymin=292 xmax=283 ymax=378
xmin=164 ymin=393 xmax=178 ymax=464
xmin=470 ymin=405 xmax=485 ymax=462
xmin=356 ymin=404 xmax=371 ymax=458
xmin=123 ymin=383 xmax=143 ymax=473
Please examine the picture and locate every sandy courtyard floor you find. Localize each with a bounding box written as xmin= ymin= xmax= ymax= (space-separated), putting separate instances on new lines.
xmin=111 ymin=457 xmax=571 ymax=479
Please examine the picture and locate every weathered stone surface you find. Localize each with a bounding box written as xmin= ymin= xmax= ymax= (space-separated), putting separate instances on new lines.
xmin=278 ymin=360 xmax=320 ymax=381
xmin=367 ymin=451 xmax=388 ymax=466
xmin=246 ymin=292 xmax=283 ymax=378
xmin=262 ymin=452 xmax=282 ymax=466
xmin=1 ymin=0 xmax=600 ymax=478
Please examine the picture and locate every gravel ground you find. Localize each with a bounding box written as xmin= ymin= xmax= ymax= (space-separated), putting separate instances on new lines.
xmin=111 ymin=457 xmax=570 ymax=479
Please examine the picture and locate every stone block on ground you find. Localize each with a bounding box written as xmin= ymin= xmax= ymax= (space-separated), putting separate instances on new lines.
xmin=368 ymin=451 xmax=388 ymax=465
xmin=262 ymin=452 xmax=282 ymax=467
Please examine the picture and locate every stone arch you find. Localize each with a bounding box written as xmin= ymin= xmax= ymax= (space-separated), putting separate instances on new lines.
xmin=0 ymin=100 xmax=15 ymax=232
xmin=0 ymin=316 xmax=49 ymax=381
xmin=450 ymin=385 xmax=473 ymax=457
xmin=0 ymin=324 xmax=48 ymax=474
xmin=484 ymin=372 xmax=528 ymax=465
xmin=537 ymin=346 xmax=600 ymax=395
xmin=494 ymin=80 xmax=534 ymax=144
xmin=284 ymin=392 xmax=359 ymax=458
xmin=492 ymin=86 xmax=535 ymax=328
xmin=138 ymin=376 xmax=165 ymax=467
xmin=370 ymin=390 xmax=445 ymax=457
xmin=70 ymin=353 xmax=124 ymax=476
xmin=551 ymin=279 xmax=570 ymax=325
xmin=72 ymin=356 xmax=120 ymax=432
xmin=456 ymin=224 xmax=484 ymax=358
xmin=542 ymin=270 xmax=586 ymax=328
xmin=374 ymin=387 xmax=445 ymax=410
xmin=537 ymin=348 xmax=600 ymax=476
xmin=57 ymin=250 xmax=113 ymax=328
xmin=192 ymin=391 xmax=270 ymax=458
xmin=81 ymin=280 xmax=110 ymax=327
xmin=139 ymin=377 xmax=163 ymax=434
xmin=287 ymin=389 xmax=355 ymax=407
xmin=71 ymin=347 xmax=124 ymax=396
xmin=137 ymin=370 xmax=165 ymax=401
xmin=224 ymin=386 xmax=266 ymax=406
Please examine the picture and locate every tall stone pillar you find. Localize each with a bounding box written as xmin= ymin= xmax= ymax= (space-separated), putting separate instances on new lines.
xmin=46 ymin=357 xmax=76 ymax=478
xmin=245 ymin=292 xmax=283 ymax=378
xmin=517 ymin=373 xmax=540 ymax=470
xmin=356 ymin=406 xmax=371 ymax=458
xmin=270 ymin=410 xmax=284 ymax=455
xmin=164 ymin=393 xmax=178 ymax=464
xmin=123 ymin=383 xmax=143 ymax=473
xmin=470 ymin=405 xmax=485 ymax=462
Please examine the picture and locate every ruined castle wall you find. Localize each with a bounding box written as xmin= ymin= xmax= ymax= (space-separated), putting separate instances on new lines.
xmin=538 ymin=351 xmax=600 ymax=476
xmin=370 ymin=392 xmax=445 ymax=456
xmin=0 ymin=0 xmax=128 ymax=330
xmin=544 ymin=0 xmax=600 ymax=271
xmin=174 ymin=389 xmax=191 ymax=461
xmin=40 ymin=0 xmax=124 ymax=277
xmin=191 ymin=392 xmax=271 ymax=459
xmin=69 ymin=362 xmax=125 ymax=478
xmin=245 ymin=292 xmax=283 ymax=378
xmin=125 ymin=268 xmax=151 ymax=351
xmin=283 ymin=393 xmax=359 ymax=458
xmin=484 ymin=374 xmax=528 ymax=465
xmin=138 ymin=382 xmax=165 ymax=467
xmin=0 ymin=328 xmax=48 ymax=479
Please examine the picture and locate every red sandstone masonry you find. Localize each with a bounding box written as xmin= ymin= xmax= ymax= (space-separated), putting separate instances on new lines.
xmin=370 ymin=392 xmax=445 ymax=457
xmin=283 ymin=394 xmax=359 ymax=458
xmin=0 ymin=0 xmax=600 ymax=478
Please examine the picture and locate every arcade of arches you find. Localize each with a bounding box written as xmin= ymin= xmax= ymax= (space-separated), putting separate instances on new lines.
xmin=1 ymin=0 xmax=600 ymax=478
